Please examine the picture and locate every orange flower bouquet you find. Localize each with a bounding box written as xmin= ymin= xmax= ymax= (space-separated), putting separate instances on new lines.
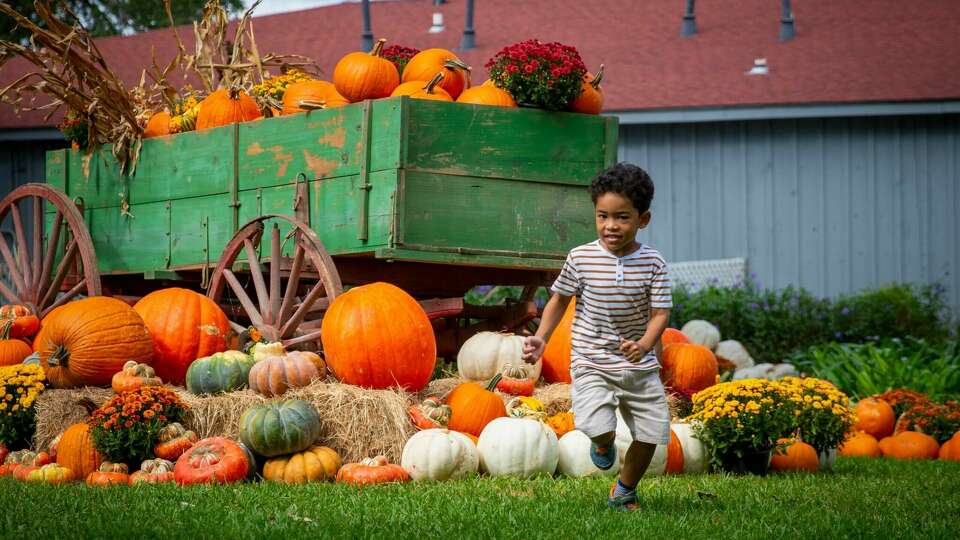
xmin=89 ymin=386 xmax=188 ymax=466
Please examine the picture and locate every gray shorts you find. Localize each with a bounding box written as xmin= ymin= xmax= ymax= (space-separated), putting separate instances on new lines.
xmin=571 ymin=365 xmax=671 ymax=445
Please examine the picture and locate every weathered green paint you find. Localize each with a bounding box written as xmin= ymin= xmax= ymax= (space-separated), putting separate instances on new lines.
xmin=45 ymin=97 xmax=618 ymax=282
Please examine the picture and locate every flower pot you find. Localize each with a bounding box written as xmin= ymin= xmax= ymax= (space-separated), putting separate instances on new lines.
xmin=818 ymin=448 xmax=837 ymax=471
xmin=718 ymin=449 xmax=771 ymax=476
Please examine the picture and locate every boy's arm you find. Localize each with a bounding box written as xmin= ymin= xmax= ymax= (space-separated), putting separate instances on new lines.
xmin=620 ymin=308 xmax=671 ymax=362
xmin=521 ymin=293 xmax=573 ymax=363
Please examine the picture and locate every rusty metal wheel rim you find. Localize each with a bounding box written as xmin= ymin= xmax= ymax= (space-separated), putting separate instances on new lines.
xmin=207 ymin=214 xmax=342 ymax=350
xmin=0 ymin=183 xmax=101 ymax=317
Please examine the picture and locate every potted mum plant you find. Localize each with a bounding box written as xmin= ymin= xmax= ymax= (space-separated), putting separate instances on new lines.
xmin=485 ymin=39 xmax=587 ymax=110
xmin=89 ymin=386 xmax=189 ymax=468
xmin=689 ymin=379 xmax=796 ymax=475
xmin=778 ymin=376 xmax=857 ymax=470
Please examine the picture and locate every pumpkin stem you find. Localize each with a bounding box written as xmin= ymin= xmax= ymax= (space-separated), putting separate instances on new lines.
xmin=298 ymin=99 xmax=328 ymax=110
xmin=370 ymin=38 xmax=387 ymax=57
xmin=423 ymin=72 xmax=445 ymax=94
xmin=485 ymin=373 xmax=503 ymax=391
xmin=443 ymin=59 xmax=472 ymax=73
xmin=227 ymin=86 xmax=242 ymax=101
xmin=0 ymin=319 xmax=11 ymax=340
xmin=590 ymin=64 xmax=605 ymax=89
xmin=48 ymin=344 xmax=70 ymax=369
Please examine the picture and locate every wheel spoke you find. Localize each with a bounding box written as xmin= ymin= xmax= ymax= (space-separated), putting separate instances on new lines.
xmin=281 ymin=329 xmax=323 ymax=349
xmin=31 ymin=196 xmax=42 ymax=293
xmin=11 ymin=202 xmax=31 ymax=288
xmin=243 ymin=238 xmax=269 ymax=323
xmin=42 ymin=280 xmax=85 ymax=316
xmin=268 ymin=224 xmax=281 ymax=326
xmin=278 ymin=236 xmax=304 ymax=325
xmin=41 ymin=239 xmax=78 ymax=310
xmin=280 ymin=280 xmax=326 ymax=339
xmin=0 ymin=280 xmax=18 ymax=304
xmin=228 ymin=320 xmax=247 ymax=336
xmin=222 ymin=268 xmax=265 ymax=328
xmin=0 ymin=233 xmax=27 ymax=296
xmin=37 ymin=211 xmax=63 ymax=303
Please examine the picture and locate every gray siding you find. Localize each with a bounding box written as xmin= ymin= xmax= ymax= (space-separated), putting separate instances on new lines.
xmin=0 ymin=140 xmax=66 ymax=256
xmin=620 ymin=115 xmax=960 ymax=313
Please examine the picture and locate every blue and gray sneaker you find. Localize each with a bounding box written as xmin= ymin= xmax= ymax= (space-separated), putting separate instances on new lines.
xmin=590 ymin=441 xmax=617 ymax=470
xmin=607 ymin=483 xmax=639 ymax=512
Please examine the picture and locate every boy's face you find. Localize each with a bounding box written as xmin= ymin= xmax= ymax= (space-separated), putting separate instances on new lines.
xmin=595 ymin=191 xmax=650 ymax=256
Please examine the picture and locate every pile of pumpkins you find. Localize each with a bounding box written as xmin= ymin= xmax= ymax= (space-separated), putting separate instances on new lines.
xmin=142 ymin=38 xmax=605 ymax=138
xmin=838 ymin=397 xmax=960 ymax=461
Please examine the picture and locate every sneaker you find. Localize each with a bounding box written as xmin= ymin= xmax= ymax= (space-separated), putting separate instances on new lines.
xmin=607 ymin=483 xmax=639 ymax=512
xmin=590 ymin=440 xmax=617 ymax=470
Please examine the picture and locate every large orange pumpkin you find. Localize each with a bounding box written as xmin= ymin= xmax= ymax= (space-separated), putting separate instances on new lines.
xmin=32 ymin=296 xmax=154 ymax=388
xmin=853 ymin=398 xmax=895 ymax=439
xmin=456 ymin=85 xmax=517 ymax=108
xmin=770 ymin=438 xmax=819 ymax=472
xmin=878 ymin=431 xmax=939 ymax=460
xmin=839 ymin=431 xmax=881 ymax=458
xmin=321 ymin=282 xmax=436 ymax=391
xmin=660 ymin=328 xmax=690 ymax=348
xmin=664 ymin=429 xmax=685 ymax=474
xmin=402 ymin=48 xmax=471 ymax=99
xmin=195 ymin=88 xmax=262 ymax=130
xmin=133 ymin=287 xmax=230 ymax=385
xmin=541 ymin=299 xmax=575 ymax=384
xmin=390 ymin=73 xmax=453 ymax=102
xmin=143 ymin=111 xmax=171 ymax=138
xmin=281 ymin=80 xmax=350 ymax=115
xmin=660 ymin=343 xmax=718 ymax=396
xmin=56 ymin=423 xmax=102 ymax=480
xmin=0 ymin=338 xmax=32 ymax=366
xmin=939 ymin=432 xmax=960 ymax=461
xmin=569 ymin=64 xmax=604 ymax=115
xmin=446 ymin=375 xmax=507 ymax=437
xmin=333 ymin=38 xmax=399 ymax=102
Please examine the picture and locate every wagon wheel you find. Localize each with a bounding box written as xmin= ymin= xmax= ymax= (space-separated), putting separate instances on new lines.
xmin=207 ymin=214 xmax=343 ymax=350
xmin=0 ymin=183 xmax=101 ymax=317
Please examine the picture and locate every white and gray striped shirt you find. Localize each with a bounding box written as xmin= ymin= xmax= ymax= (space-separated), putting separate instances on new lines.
xmin=550 ymin=240 xmax=672 ymax=372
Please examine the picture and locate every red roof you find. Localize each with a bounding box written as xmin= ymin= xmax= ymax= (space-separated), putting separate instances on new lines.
xmin=2 ymin=0 xmax=959 ymax=129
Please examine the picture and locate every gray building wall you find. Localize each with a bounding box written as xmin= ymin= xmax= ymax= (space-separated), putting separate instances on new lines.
xmin=620 ymin=114 xmax=960 ymax=313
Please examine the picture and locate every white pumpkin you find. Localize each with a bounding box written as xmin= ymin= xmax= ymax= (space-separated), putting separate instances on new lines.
xmin=714 ymin=340 xmax=755 ymax=369
xmin=672 ymin=422 xmax=706 ymax=474
xmin=680 ymin=320 xmax=721 ymax=351
xmin=557 ymin=430 xmax=620 ymax=477
xmin=457 ymin=332 xmax=541 ymax=382
xmin=614 ymin=411 xmax=667 ymax=476
xmin=477 ymin=417 xmax=558 ymax=478
xmin=400 ymin=429 xmax=478 ymax=482
xmin=733 ymin=362 xmax=797 ymax=381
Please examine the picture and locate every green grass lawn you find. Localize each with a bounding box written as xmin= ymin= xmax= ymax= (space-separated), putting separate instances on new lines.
xmin=3 ymin=458 xmax=958 ymax=539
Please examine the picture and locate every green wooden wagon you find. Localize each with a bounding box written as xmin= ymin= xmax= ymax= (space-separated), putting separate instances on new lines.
xmin=0 ymin=97 xmax=617 ymax=356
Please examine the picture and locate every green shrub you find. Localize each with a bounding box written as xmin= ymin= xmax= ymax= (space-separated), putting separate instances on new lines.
xmin=789 ymin=338 xmax=960 ymax=401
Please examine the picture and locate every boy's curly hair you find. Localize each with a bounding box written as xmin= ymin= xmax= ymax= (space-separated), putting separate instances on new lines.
xmin=588 ymin=163 xmax=655 ymax=214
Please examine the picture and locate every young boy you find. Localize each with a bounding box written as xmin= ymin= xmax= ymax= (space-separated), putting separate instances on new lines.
xmin=522 ymin=163 xmax=671 ymax=511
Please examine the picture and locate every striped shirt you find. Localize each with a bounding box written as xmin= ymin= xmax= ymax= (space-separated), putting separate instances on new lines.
xmin=550 ymin=240 xmax=672 ymax=372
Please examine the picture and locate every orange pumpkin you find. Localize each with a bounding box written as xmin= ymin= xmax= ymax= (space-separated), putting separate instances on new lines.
xmin=660 ymin=343 xmax=719 ymax=396
xmin=541 ymin=299 xmax=575 ymax=384
xmin=281 ymin=80 xmax=350 ymax=115
xmin=32 ymin=296 xmax=154 ymax=388
xmin=0 ymin=304 xmax=40 ymax=338
xmin=446 ymin=374 xmax=507 ymax=437
xmin=153 ymin=422 xmax=198 ymax=461
xmin=495 ymin=362 xmax=536 ymax=396
xmin=56 ymin=423 xmax=102 ymax=479
xmin=665 ymin=429 xmax=685 ymax=474
xmin=660 ymin=328 xmax=690 ymax=348
xmin=111 ymin=360 xmax=162 ymax=393
xmin=770 ymin=438 xmax=819 ymax=472
xmin=133 ymin=287 xmax=230 ymax=385
xmin=878 ymin=431 xmax=939 ymax=460
xmin=939 ymin=432 xmax=960 ymax=461
xmin=333 ymin=38 xmax=399 ymax=102
xmin=456 ymin=84 xmax=517 ymax=108
xmin=129 ymin=458 xmax=176 ymax=485
xmin=569 ymin=64 xmax=604 ymax=115
xmin=547 ymin=411 xmax=575 ymax=439
xmin=402 ymin=48 xmax=470 ymax=99
xmin=143 ymin=111 xmax=171 ymax=138
xmin=839 ymin=431 xmax=881 ymax=458
xmin=336 ymin=455 xmax=409 ymax=486
xmin=390 ymin=72 xmax=453 ymax=101
xmin=853 ymin=398 xmax=895 ymax=439
xmin=248 ymin=353 xmax=321 ymax=397
xmin=321 ymin=282 xmax=436 ymax=391
xmin=0 ymin=338 xmax=32 ymax=366
xmin=195 ymin=88 xmax=262 ymax=130
xmin=86 ymin=461 xmax=130 ymax=486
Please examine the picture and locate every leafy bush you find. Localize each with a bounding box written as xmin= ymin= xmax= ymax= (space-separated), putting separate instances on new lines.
xmin=790 ymin=338 xmax=960 ymax=401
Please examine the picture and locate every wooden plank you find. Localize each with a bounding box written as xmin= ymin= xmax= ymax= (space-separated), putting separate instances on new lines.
xmin=374 ymin=247 xmax=565 ymax=271
xmin=170 ymin=194 xmax=235 ymax=268
xmin=309 ymin=170 xmax=397 ymax=254
xmin=85 ymin=201 xmax=169 ymax=274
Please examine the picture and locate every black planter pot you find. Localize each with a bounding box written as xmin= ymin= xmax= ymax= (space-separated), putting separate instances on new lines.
xmin=718 ymin=448 xmax=772 ymax=476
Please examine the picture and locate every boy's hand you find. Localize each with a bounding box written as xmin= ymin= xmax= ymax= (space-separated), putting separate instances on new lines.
xmin=620 ymin=338 xmax=650 ymax=363
xmin=522 ymin=336 xmax=545 ymax=364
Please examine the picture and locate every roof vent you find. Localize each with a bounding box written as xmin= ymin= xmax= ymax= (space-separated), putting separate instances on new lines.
xmin=780 ymin=0 xmax=795 ymax=41
xmin=681 ymin=0 xmax=696 ymax=37
xmin=746 ymin=58 xmax=769 ymax=76
xmin=429 ymin=12 xmax=445 ymax=33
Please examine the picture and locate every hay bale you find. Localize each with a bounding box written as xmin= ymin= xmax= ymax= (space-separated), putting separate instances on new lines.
xmin=33 ymin=387 xmax=114 ymax=450
xmin=534 ymin=383 xmax=572 ymax=415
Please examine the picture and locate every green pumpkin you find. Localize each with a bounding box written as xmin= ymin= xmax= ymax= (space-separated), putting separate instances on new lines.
xmin=239 ymin=400 xmax=321 ymax=458
xmin=185 ymin=350 xmax=255 ymax=394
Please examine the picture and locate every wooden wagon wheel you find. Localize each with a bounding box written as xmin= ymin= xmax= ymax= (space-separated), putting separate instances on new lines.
xmin=207 ymin=214 xmax=343 ymax=350
xmin=0 ymin=183 xmax=101 ymax=317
